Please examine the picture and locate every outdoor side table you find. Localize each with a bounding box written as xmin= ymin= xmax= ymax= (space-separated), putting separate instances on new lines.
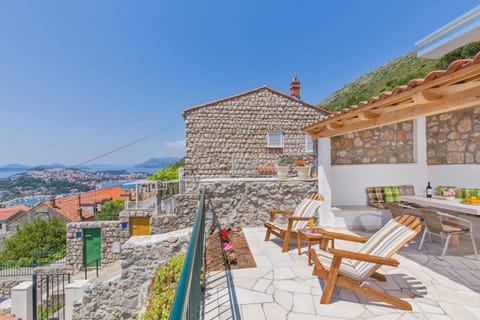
xmin=298 ymin=228 xmax=334 ymax=265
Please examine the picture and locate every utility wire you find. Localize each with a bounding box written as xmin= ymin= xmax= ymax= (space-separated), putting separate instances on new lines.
xmin=71 ymin=122 xmax=181 ymax=168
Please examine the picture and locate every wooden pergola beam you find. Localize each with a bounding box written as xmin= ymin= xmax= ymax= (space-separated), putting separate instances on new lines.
xmin=305 ymin=60 xmax=480 ymax=139
xmin=309 ymin=82 xmax=480 ymax=138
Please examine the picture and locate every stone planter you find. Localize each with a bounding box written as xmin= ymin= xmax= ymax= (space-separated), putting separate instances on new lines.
xmin=295 ymin=166 xmax=309 ymax=178
xmin=276 ymin=166 xmax=289 ymax=179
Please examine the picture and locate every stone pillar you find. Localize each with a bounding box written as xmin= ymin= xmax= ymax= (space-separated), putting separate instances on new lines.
xmin=11 ymin=281 xmax=33 ymax=320
xmin=65 ymin=280 xmax=89 ymax=320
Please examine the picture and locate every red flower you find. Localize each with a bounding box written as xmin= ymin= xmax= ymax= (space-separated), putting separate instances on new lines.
xmin=220 ymin=229 xmax=228 ymax=238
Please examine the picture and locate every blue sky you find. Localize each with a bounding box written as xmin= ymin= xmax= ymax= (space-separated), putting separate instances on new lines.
xmin=0 ymin=0 xmax=478 ymax=166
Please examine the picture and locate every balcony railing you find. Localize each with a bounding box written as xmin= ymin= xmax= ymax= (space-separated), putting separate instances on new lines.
xmin=169 ymin=187 xmax=205 ymax=319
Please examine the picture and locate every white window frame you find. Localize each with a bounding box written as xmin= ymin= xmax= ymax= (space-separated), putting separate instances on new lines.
xmin=305 ymin=134 xmax=314 ymax=153
xmin=267 ymin=131 xmax=284 ymax=148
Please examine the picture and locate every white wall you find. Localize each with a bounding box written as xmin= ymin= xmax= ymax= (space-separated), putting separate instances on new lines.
xmin=428 ymin=164 xmax=480 ymax=189
xmin=330 ymin=164 xmax=428 ymax=205
xmin=321 ymin=118 xmax=430 ymax=206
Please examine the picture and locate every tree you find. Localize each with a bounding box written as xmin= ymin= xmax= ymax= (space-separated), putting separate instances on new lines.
xmin=96 ymin=199 xmax=124 ymax=221
xmin=148 ymin=158 xmax=185 ymax=181
xmin=0 ymin=217 xmax=66 ymax=263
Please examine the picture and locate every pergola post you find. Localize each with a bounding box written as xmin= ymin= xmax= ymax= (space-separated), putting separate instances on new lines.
xmin=317 ymin=137 xmax=334 ymax=227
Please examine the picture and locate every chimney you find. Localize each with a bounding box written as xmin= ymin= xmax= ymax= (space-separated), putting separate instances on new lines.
xmin=290 ymin=74 xmax=300 ymax=99
xmin=49 ymin=198 xmax=56 ymax=208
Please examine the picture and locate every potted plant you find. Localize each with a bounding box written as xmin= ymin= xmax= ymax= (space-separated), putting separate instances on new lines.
xmin=295 ymin=156 xmax=311 ymax=179
xmin=276 ymin=156 xmax=290 ymax=178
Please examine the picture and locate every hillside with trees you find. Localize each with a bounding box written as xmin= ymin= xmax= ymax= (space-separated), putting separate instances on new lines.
xmin=319 ymin=43 xmax=480 ymax=112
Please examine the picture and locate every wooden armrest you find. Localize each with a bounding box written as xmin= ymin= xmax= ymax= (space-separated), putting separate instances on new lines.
xmin=266 ymin=209 xmax=294 ymax=214
xmin=315 ymin=228 xmax=369 ymax=243
xmin=288 ymin=216 xmax=318 ymax=222
xmin=266 ymin=209 xmax=294 ymax=222
xmin=328 ymin=248 xmax=399 ymax=267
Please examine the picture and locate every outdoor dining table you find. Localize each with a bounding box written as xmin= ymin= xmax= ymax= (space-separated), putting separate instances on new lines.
xmin=399 ymin=195 xmax=480 ymax=216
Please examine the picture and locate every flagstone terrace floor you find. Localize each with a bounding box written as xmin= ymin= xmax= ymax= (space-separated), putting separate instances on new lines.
xmin=203 ymin=227 xmax=480 ymax=319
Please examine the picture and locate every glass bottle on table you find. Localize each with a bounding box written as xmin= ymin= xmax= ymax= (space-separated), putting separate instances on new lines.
xmin=309 ymin=218 xmax=315 ymax=230
xmin=426 ymin=182 xmax=433 ymax=198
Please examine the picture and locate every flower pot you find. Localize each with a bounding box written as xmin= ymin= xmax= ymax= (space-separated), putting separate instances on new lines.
xmin=276 ymin=166 xmax=289 ymax=179
xmin=295 ymin=166 xmax=309 ymax=179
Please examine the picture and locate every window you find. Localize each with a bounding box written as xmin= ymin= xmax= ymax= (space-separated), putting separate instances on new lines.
xmin=305 ymin=134 xmax=314 ymax=153
xmin=267 ymin=131 xmax=283 ymax=148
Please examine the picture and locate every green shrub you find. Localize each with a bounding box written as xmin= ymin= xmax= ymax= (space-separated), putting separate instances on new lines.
xmin=142 ymin=254 xmax=185 ymax=320
xmin=0 ymin=217 xmax=66 ymax=264
xmin=95 ymin=199 xmax=124 ymax=221
xmin=148 ymin=158 xmax=185 ymax=181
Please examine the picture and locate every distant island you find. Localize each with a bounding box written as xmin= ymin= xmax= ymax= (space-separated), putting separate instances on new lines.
xmin=134 ymin=157 xmax=179 ymax=168
xmin=0 ymin=157 xmax=179 ymax=172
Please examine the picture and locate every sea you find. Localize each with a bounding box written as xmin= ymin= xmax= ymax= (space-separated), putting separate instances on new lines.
xmin=0 ymin=166 xmax=157 ymax=207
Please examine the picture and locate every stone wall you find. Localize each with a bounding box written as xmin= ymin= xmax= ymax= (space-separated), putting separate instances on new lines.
xmin=202 ymin=178 xmax=318 ymax=229
xmin=331 ymin=121 xmax=414 ymax=165
xmin=427 ymin=107 xmax=480 ymax=164
xmin=66 ymin=220 xmax=130 ymax=272
xmin=184 ymin=87 xmax=327 ymax=191
xmin=72 ymin=229 xmax=189 ymax=320
xmin=151 ymin=194 xmax=199 ymax=234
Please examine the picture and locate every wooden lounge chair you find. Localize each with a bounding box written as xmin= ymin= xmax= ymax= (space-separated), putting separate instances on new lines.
xmin=264 ymin=193 xmax=324 ymax=252
xmin=310 ymin=215 xmax=421 ymax=310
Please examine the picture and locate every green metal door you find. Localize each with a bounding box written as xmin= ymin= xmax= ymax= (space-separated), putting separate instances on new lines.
xmin=84 ymin=228 xmax=101 ymax=267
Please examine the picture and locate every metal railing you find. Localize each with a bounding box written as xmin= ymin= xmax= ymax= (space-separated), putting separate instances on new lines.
xmin=169 ymin=187 xmax=205 ymax=320
xmin=80 ymin=258 xmax=101 ymax=280
xmin=0 ymin=250 xmax=66 ymax=278
xmin=33 ymin=272 xmax=71 ymax=320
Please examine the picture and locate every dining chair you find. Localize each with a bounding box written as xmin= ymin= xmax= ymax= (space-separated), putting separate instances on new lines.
xmin=418 ymin=208 xmax=478 ymax=260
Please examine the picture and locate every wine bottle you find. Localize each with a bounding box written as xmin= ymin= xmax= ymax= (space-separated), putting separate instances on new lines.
xmin=426 ymin=182 xmax=433 ymax=198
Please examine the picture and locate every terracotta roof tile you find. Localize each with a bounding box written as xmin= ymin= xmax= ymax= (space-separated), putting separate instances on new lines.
xmin=303 ymin=50 xmax=480 ymax=131
xmin=0 ymin=205 xmax=29 ymax=221
xmin=40 ymin=186 xmax=128 ymax=222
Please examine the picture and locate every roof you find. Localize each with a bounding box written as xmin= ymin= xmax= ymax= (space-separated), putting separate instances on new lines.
xmin=0 ymin=205 xmax=29 ymax=221
xmin=182 ymin=85 xmax=332 ymax=116
xmin=304 ymin=51 xmax=480 ymax=138
xmin=39 ymin=186 xmax=128 ymax=222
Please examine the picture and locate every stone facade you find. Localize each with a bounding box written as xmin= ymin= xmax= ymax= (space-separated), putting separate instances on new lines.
xmin=202 ymin=178 xmax=319 ymax=229
xmin=183 ymin=87 xmax=328 ymax=191
xmin=66 ymin=220 xmax=130 ymax=272
xmin=427 ymin=107 xmax=480 ymax=165
xmin=72 ymin=229 xmax=189 ymax=320
xmin=331 ymin=121 xmax=415 ymax=165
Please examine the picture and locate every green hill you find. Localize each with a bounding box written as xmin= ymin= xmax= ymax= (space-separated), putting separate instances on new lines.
xmin=319 ymin=43 xmax=480 ymax=112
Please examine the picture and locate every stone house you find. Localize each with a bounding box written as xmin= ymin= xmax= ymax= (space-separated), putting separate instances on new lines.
xmin=17 ymin=186 xmax=128 ymax=226
xmin=0 ymin=205 xmax=29 ymax=237
xmin=182 ymin=76 xmax=331 ymax=190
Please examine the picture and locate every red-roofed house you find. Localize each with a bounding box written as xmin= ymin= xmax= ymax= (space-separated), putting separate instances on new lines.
xmin=0 ymin=205 xmax=29 ymax=235
xmin=24 ymin=186 xmax=128 ymax=223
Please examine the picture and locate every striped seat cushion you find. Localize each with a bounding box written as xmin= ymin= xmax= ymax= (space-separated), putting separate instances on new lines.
xmin=291 ymin=198 xmax=323 ymax=231
xmin=317 ymin=220 xmax=416 ymax=281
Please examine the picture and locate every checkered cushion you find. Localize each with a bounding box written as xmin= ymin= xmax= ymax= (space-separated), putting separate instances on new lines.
xmin=398 ymin=185 xmax=415 ymax=196
xmin=383 ymin=186 xmax=400 ymax=202
xmin=366 ymin=187 xmax=385 ymax=207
